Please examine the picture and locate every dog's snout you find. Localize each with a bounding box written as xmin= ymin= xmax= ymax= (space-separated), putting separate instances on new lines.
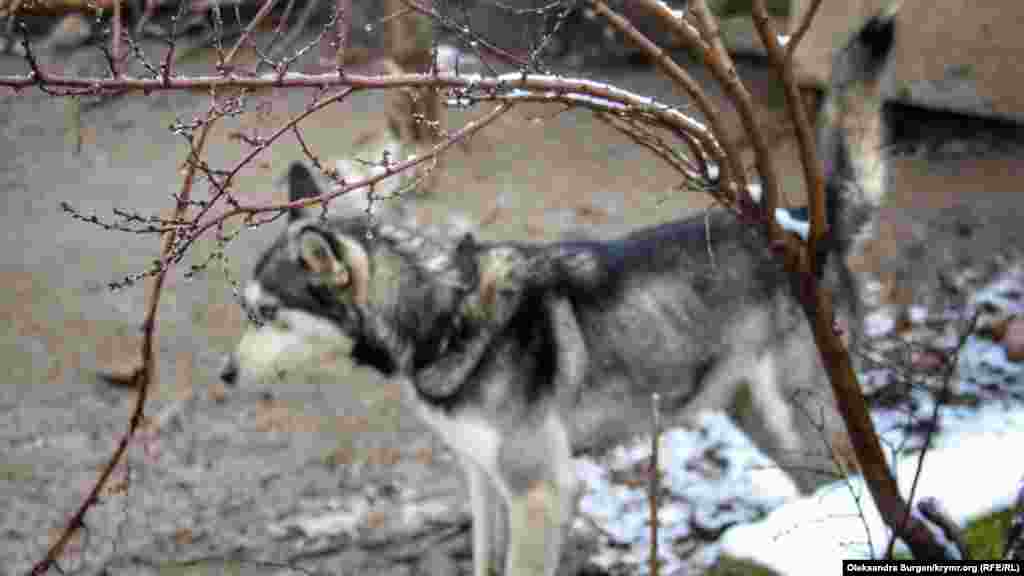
xmin=220 ymin=354 xmax=239 ymax=387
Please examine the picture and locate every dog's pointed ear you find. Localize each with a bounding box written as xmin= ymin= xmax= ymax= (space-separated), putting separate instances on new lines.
xmin=296 ymin=227 xmax=370 ymax=307
xmin=454 ymin=233 xmax=479 ymax=287
xmin=286 ymin=162 xmax=323 ymax=222
xmin=299 ymin=229 xmax=346 ymax=281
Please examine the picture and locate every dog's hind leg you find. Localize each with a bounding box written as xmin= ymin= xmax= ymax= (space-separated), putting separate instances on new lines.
xmin=747 ymin=351 xmax=804 ymax=462
xmin=741 ymin=350 xmax=816 ymax=487
xmin=500 ymin=410 xmax=576 ymax=576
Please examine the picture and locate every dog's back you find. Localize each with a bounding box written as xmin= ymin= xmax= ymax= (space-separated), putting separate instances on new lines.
xmin=407 ymin=15 xmax=897 ymax=575
xmin=475 ymin=10 xmax=897 ymax=494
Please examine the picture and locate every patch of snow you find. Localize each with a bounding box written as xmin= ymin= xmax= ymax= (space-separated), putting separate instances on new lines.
xmin=747 ymin=182 xmax=763 ymax=203
xmin=960 ymin=335 xmax=1023 ymax=390
xmin=864 ymin=310 xmax=897 ymax=338
xmin=268 ymin=495 xmax=370 ymax=540
xmin=972 ymin=264 xmax=1024 ymax=316
xmin=575 ymin=413 xmax=797 ymax=575
xmin=720 ymin=405 xmax=1024 ymax=576
xmin=578 ymin=264 xmax=1024 ymax=574
xmin=775 ymin=207 xmax=810 ymax=239
xmin=433 ymin=44 xmax=483 ymax=76
xmin=908 ymin=305 xmax=930 ymax=324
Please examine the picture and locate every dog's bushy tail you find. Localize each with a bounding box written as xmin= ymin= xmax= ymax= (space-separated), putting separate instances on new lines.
xmin=812 ymin=6 xmax=898 ymax=347
xmin=819 ymin=6 xmax=898 ymax=255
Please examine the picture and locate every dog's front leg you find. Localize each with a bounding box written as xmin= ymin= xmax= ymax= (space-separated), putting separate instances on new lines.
xmin=505 ymin=483 xmax=557 ymax=576
xmin=464 ymin=455 xmax=498 ymax=576
xmin=502 ymin=411 xmax=575 ymax=576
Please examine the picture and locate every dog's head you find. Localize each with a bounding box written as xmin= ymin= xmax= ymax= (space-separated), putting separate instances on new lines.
xmin=221 ymin=163 xmax=534 ymax=395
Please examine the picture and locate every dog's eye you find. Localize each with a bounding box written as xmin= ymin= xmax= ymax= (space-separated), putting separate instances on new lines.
xmin=256 ymin=303 xmax=279 ymax=322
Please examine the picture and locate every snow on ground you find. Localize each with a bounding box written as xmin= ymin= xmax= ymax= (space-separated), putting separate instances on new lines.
xmin=574 ymin=265 xmax=1024 ymax=575
xmin=575 ymin=414 xmax=800 ymax=574
xmin=720 ymin=404 xmax=1024 ymax=576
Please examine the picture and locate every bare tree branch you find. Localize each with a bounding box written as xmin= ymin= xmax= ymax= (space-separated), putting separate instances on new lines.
xmin=334 ymin=0 xmax=351 ymax=74
xmin=189 ymin=101 xmax=512 ymax=241
xmin=785 ymin=0 xmax=823 ymax=59
xmin=29 ymin=115 xmax=214 ymax=576
xmin=223 ymin=0 xmax=277 ymax=65
xmin=886 ymin=313 xmax=977 ymax=558
xmin=630 ymin=0 xmax=780 ymax=226
xmin=111 ymin=0 xmax=122 ymax=77
xmin=588 ymin=0 xmax=741 ymax=203
xmin=749 ymin=0 xmax=821 ymax=251
xmin=745 ymin=0 xmax=952 ymax=560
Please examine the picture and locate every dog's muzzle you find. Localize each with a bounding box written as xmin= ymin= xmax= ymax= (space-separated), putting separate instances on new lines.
xmin=220 ymin=353 xmax=239 ymax=386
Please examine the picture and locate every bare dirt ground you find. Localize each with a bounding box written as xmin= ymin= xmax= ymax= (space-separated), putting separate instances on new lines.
xmin=1 ymin=32 xmax=1022 ymax=575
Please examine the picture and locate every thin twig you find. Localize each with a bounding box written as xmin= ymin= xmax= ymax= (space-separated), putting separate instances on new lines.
xmin=648 ymin=392 xmax=661 ymax=576
xmin=748 ymin=0 xmax=822 ymax=252
xmin=704 ymin=211 xmax=717 ymax=268
xmin=28 ymin=114 xmax=214 ymax=576
xmin=334 ymin=0 xmax=350 ymax=75
xmin=223 ymin=0 xmax=277 ymax=65
xmin=593 ymin=111 xmax=701 ymax=184
xmin=587 ymin=0 xmax=737 ymax=203
xmin=916 ymin=498 xmax=968 ymax=560
xmin=269 ymin=0 xmax=315 ymax=59
xmin=111 ymin=0 xmax=122 ymax=77
xmin=785 ymin=0 xmax=823 ymax=60
xmin=402 ymin=0 xmax=532 ymax=69
xmin=688 ymin=0 xmax=780 ymax=223
xmin=746 ymin=0 xmax=950 ymax=560
xmin=28 ymin=24 xmax=268 ymax=571
xmin=627 ymin=0 xmax=771 ymax=221
xmin=886 ymin=313 xmax=978 ymax=558
xmin=189 ymin=101 xmax=513 ymax=243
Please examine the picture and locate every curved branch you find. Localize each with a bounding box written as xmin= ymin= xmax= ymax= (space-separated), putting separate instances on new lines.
xmin=0 ymin=68 xmax=711 ymax=143
xmin=180 ymin=102 xmax=514 ymax=263
xmin=588 ymin=0 xmax=742 ymax=203
xmin=634 ymin=0 xmax=781 ymax=228
xmin=749 ymin=0 xmax=823 ymax=251
xmin=785 ymin=0 xmax=823 ymax=59
xmin=28 ymin=114 xmax=215 ymax=576
xmin=750 ymin=0 xmax=952 ymax=560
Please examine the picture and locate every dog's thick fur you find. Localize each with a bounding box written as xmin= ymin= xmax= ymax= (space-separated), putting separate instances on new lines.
xmin=222 ymin=12 xmax=897 ymax=576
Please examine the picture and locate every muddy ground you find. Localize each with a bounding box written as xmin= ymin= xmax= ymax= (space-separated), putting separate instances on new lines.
xmin=1 ymin=28 xmax=1022 ymax=576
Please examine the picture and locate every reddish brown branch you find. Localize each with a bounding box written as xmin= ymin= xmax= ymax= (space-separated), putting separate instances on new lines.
xmin=334 ymin=0 xmax=351 ymax=74
xmin=785 ymin=0 xmax=823 ymax=59
xmin=28 ymin=117 xmax=214 ymax=576
xmin=677 ymin=0 xmax=781 ymax=225
xmin=223 ymin=0 xmax=278 ymax=66
xmin=795 ymin=269 xmax=951 ymax=560
xmin=749 ymin=0 xmax=950 ymax=560
xmin=749 ymin=0 xmax=823 ymax=250
xmin=594 ymin=111 xmax=701 ymax=183
xmin=588 ymin=0 xmax=741 ymax=203
xmin=170 ymin=86 xmax=358 ymax=259
xmin=886 ymin=313 xmax=977 ymax=558
xmin=27 ymin=30 xmax=272 ymax=573
xmin=0 ymin=69 xmax=705 ymax=137
xmin=401 ymin=0 xmax=531 ymax=69
xmin=111 ymin=0 xmax=121 ymax=77
xmin=190 ymin=101 xmax=513 ymax=243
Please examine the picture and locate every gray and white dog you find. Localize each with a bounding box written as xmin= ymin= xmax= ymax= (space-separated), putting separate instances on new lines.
xmin=222 ymin=10 xmax=897 ymax=576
